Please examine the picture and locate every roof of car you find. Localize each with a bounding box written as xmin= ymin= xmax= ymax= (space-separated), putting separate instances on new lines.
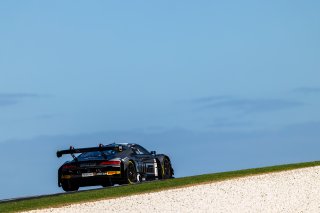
xmin=106 ymin=143 xmax=137 ymax=147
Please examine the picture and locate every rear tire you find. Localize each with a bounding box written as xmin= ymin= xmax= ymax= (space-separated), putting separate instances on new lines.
xmin=61 ymin=180 xmax=79 ymax=192
xmin=125 ymin=161 xmax=137 ymax=184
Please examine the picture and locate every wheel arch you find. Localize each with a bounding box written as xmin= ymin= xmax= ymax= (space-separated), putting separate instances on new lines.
xmin=156 ymin=154 xmax=174 ymax=178
xmin=122 ymin=159 xmax=137 ymax=171
xmin=156 ymin=154 xmax=172 ymax=165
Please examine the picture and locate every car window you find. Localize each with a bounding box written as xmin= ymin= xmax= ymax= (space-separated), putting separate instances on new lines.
xmin=132 ymin=145 xmax=150 ymax=155
xmin=78 ymin=150 xmax=117 ymax=159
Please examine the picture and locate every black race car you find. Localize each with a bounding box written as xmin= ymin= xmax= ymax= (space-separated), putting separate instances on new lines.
xmin=57 ymin=143 xmax=174 ymax=191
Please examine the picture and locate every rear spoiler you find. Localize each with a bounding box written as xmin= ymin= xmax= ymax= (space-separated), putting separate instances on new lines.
xmin=56 ymin=144 xmax=123 ymax=158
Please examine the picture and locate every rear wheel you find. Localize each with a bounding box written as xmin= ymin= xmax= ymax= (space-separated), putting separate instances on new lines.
xmin=125 ymin=161 xmax=137 ymax=184
xmin=61 ymin=180 xmax=79 ymax=192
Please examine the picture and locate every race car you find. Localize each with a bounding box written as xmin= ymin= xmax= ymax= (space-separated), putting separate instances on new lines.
xmin=57 ymin=143 xmax=174 ymax=191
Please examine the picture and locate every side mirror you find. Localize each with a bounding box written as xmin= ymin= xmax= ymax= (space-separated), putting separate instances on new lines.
xmin=150 ymin=151 xmax=156 ymax=155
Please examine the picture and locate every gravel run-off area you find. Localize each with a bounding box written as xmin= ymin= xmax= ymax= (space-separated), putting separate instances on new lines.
xmin=26 ymin=166 xmax=320 ymax=213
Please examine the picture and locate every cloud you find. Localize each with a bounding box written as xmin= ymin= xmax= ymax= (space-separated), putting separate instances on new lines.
xmin=0 ymin=93 xmax=42 ymax=107
xmin=193 ymin=96 xmax=303 ymax=113
xmin=293 ymin=87 xmax=320 ymax=95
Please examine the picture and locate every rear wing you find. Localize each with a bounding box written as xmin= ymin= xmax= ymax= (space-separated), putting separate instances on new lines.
xmin=56 ymin=144 xmax=124 ymax=158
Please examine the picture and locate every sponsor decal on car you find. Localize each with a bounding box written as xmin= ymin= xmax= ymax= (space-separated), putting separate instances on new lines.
xmin=106 ymin=171 xmax=121 ymax=175
xmin=61 ymin=175 xmax=72 ymax=179
xmin=82 ymin=173 xmax=94 ymax=177
xmin=75 ymin=171 xmax=121 ymax=177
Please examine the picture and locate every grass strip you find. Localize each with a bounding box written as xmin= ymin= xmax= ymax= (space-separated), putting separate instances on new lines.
xmin=1 ymin=160 xmax=320 ymax=212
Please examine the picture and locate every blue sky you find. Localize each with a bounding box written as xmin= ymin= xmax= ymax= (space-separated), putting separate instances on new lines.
xmin=1 ymin=1 xmax=320 ymax=199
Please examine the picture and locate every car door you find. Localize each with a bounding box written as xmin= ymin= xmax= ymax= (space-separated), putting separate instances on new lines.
xmin=131 ymin=145 xmax=156 ymax=178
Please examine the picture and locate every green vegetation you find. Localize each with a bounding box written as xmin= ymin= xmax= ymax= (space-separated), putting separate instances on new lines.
xmin=1 ymin=161 xmax=320 ymax=212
